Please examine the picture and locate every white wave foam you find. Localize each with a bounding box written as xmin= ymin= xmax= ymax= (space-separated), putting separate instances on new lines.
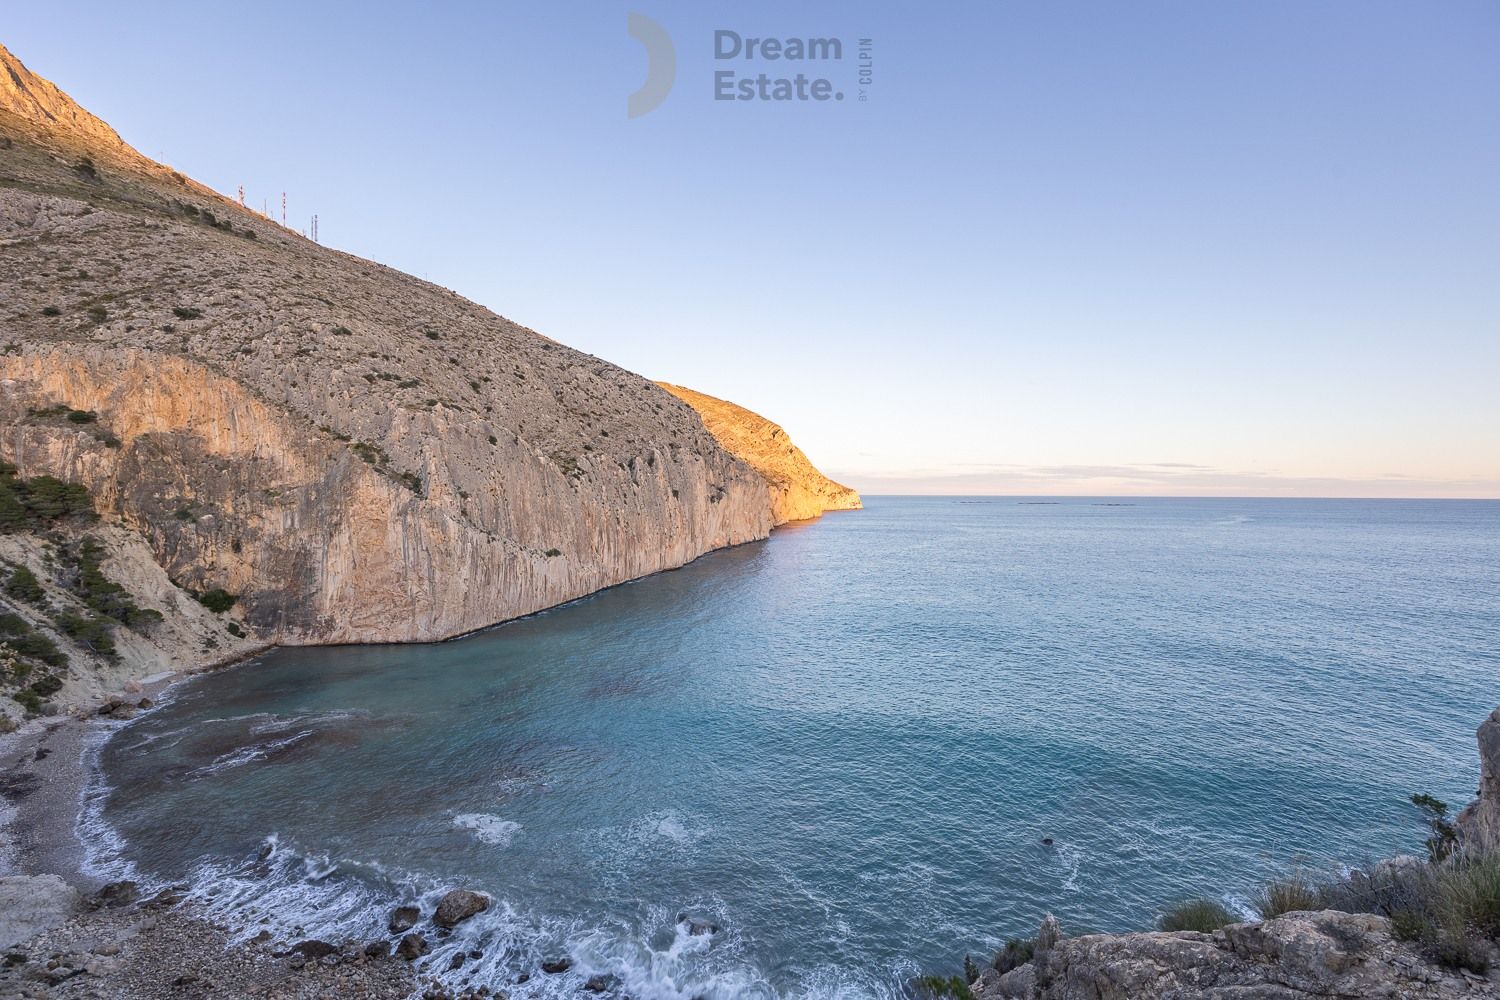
xmin=454 ymin=813 xmax=521 ymax=847
xmin=190 ymin=730 xmax=313 ymax=776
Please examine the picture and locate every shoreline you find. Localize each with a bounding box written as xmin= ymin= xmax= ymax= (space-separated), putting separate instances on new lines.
xmin=0 ymin=697 xmax=439 ymax=999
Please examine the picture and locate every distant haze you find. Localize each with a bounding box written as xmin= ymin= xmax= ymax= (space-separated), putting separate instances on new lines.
xmin=6 ymin=2 xmax=1496 ymax=497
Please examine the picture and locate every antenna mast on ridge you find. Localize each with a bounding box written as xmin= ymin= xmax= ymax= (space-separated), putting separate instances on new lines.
xmin=311 ymin=215 xmax=319 ymax=243
xmin=282 ymin=192 xmax=287 ymax=227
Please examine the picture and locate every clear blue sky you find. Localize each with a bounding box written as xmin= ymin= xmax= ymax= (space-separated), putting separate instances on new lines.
xmin=7 ymin=2 xmax=1498 ymax=496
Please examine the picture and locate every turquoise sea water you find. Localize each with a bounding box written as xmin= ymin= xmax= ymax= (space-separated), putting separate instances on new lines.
xmin=91 ymin=497 xmax=1500 ymax=998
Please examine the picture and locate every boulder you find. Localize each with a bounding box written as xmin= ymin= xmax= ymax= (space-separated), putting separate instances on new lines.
xmin=388 ymin=905 xmax=420 ymax=934
xmin=395 ymin=933 xmax=428 ymax=961
xmin=89 ymin=880 xmax=139 ymax=909
xmin=0 ymin=875 xmax=80 ymax=949
xmin=541 ymin=957 xmax=572 ymax=974
xmin=432 ymin=888 xmax=490 ymax=929
xmin=283 ymin=939 xmax=338 ymax=960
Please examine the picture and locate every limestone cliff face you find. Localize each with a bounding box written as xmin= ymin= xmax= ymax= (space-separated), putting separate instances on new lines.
xmin=656 ymin=384 xmax=861 ymax=524
xmin=1458 ymin=707 xmax=1500 ymax=854
xmin=0 ymin=45 xmax=801 ymax=646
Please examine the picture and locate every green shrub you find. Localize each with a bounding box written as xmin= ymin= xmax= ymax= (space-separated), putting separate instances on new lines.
xmin=992 ymin=938 xmax=1035 ymax=973
xmin=173 ymin=306 xmax=203 ymax=320
xmin=41 ymin=305 xmax=61 ymax=316
xmin=53 ymin=611 xmax=116 ymax=656
xmin=65 ymin=409 xmax=97 ymax=424
xmin=196 ymin=589 xmax=236 ymax=613
xmin=87 ymin=305 xmax=108 ymax=323
xmin=1436 ymin=854 xmax=1500 ymax=939
xmin=5 ymin=564 xmax=45 ymax=604
xmin=12 ymin=688 xmax=43 ymax=715
xmin=915 ymin=975 xmax=974 ymax=1000
xmin=1255 ymin=876 xmax=1325 ymax=919
xmin=1412 ymin=793 xmax=1459 ymax=863
xmin=27 ymin=673 xmax=62 ymax=697
xmin=1159 ymin=899 xmax=1237 ymax=933
xmin=1390 ymin=909 xmax=1433 ymax=942
xmin=544 ymin=548 xmax=562 ymax=558
xmin=0 ymin=466 xmax=94 ymax=531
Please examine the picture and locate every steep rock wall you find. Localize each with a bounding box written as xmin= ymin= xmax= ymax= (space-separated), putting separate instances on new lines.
xmin=0 ymin=345 xmax=771 ymax=644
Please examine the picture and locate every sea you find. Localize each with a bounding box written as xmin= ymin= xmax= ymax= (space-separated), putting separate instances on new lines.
xmin=85 ymin=497 xmax=1500 ymax=998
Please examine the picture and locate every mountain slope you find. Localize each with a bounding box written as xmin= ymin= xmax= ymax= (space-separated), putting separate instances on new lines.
xmin=657 ymin=384 xmax=861 ymax=523
xmin=0 ymin=43 xmax=857 ymax=650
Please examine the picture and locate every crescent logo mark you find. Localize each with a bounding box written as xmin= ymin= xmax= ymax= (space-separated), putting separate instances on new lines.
xmin=627 ymin=12 xmax=676 ymax=119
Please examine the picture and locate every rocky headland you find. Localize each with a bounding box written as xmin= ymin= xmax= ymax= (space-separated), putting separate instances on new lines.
xmin=0 ymin=40 xmax=858 ymax=730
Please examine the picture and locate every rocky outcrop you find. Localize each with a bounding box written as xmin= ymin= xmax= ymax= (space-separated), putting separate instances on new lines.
xmin=0 ymin=45 xmax=856 ymax=650
xmin=1458 ymin=707 xmax=1500 ymax=854
xmin=976 ymin=909 xmax=1499 ymax=999
xmin=0 ymin=874 xmax=79 ymax=949
xmin=432 ymin=889 xmax=489 ymax=929
xmin=656 ymin=383 xmax=860 ymax=523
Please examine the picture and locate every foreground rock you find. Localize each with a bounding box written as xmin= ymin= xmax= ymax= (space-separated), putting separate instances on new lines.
xmin=974 ymin=909 xmax=1500 ymax=999
xmin=432 ymin=889 xmax=490 ymax=929
xmin=0 ymin=874 xmax=79 ymax=949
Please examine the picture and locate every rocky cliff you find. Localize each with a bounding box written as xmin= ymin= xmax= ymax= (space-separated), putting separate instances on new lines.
xmin=1458 ymin=707 xmax=1500 ymax=854
xmin=657 ymin=383 xmax=861 ymax=523
xmin=0 ymin=43 xmax=852 ymax=660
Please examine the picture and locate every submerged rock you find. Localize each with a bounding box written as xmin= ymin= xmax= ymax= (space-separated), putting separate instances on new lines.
xmin=584 ymin=973 xmax=621 ymax=993
xmin=677 ymin=914 xmax=718 ymax=937
xmin=541 ymin=958 xmax=572 ymax=974
xmin=433 ymin=889 xmax=490 ymax=929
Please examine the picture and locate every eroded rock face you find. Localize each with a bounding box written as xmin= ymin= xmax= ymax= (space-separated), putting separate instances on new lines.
xmin=1457 ymin=707 xmax=1500 ymax=854
xmin=657 ymin=383 xmax=861 ymax=524
xmin=0 ymin=43 xmax=821 ymax=647
xmin=976 ymin=910 xmax=1500 ymax=999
